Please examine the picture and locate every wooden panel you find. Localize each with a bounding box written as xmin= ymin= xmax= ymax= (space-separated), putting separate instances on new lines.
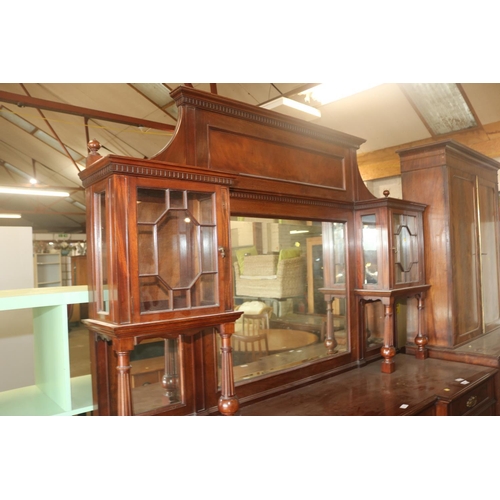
xmin=208 ymin=128 xmax=346 ymax=191
xmin=450 ymin=173 xmax=482 ymax=343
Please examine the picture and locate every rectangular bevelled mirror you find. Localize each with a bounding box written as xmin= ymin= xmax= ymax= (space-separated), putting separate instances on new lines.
xmin=218 ymin=216 xmax=349 ymax=387
xmin=129 ymin=337 xmax=183 ymax=415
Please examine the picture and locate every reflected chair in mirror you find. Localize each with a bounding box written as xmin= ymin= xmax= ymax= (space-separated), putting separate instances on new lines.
xmin=232 ymin=311 xmax=271 ymax=362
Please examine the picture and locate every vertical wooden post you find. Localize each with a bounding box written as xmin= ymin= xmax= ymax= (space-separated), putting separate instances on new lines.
xmin=414 ymin=293 xmax=429 ymax=360
xmin=324 ymin=294 xmax=338 ymax=354
xmin=114 ymin=338 xmax=134 ymax=416
xmin=162 ymin=338 xmax=179 ymax=402
xmin=218 ymin=324 xmax=239 ymax=416
xmin=380 ymin=298 xmax=396 ymax=373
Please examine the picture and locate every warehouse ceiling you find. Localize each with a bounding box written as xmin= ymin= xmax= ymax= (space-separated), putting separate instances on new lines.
xmin=1 ymin=82 xmax=500 ymax=233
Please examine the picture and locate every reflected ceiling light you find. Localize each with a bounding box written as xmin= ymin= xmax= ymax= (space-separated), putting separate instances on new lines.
xmin=0 ymin=213 xmax=21 ymax=218
xmin=290 ymin=229 xmax=310 ymax=234
xmin=299 ymin=83 xmax=383 ymax=105
xmin=0 ymin=186 xmax=70 ymax=197
xmin=29 ymin=178 xmax=38 ymax=185
xmin=260 ymin=97 xmax=321 ymax=121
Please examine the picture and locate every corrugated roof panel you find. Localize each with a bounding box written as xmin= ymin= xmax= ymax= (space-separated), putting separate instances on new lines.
xmin=401 ymin=83 xmax=477 ymax=135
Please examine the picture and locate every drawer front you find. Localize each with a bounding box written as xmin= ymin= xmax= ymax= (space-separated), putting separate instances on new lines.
xmin=448 ymin=378 xmax=495 ymax=416
xmin=414 ymin=404 xmax=436 ymax=416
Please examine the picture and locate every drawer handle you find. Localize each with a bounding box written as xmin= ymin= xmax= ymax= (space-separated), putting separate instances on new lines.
xmin=466 ymin=395 xmax=478 ymax=408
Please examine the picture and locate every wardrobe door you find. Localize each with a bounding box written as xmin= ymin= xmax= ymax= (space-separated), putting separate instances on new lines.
xmin=478 ymin=178 xmax=500 ymax=332
xmin=450 ymin=171 xmax=482 ymax=344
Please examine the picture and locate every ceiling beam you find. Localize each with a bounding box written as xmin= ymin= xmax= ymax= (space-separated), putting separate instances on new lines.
xmin=0 ymin=91 xmax=176 ymax=131
xmin=20 ymin=84 xmax=83 ymax=173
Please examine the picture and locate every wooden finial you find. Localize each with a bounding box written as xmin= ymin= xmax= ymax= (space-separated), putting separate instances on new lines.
xmin=86 ymin=139 xmax=102 ymax=167
xmin=383 ymin=190 xmax=390 ymax=198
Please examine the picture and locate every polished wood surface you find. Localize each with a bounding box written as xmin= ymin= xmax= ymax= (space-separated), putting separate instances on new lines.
xmin=239 ymin=354 xmax=498 ymax=416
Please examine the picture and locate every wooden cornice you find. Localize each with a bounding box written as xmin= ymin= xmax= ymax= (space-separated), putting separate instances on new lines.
xmin=358 ymin=121 xmax=500 ymax=181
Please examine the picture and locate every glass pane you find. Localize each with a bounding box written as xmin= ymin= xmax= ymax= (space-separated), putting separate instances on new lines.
xmin=226 ymin=216 xmax=348 ymax=387
xmin=191 ymin=273 xmax=217 ymax=307
xmin=200 ymin=226 xmax=216 ymax=272
xmin=479 ymin=184 xmax=500 ymax=327
xmin=361 ymin=215 xmax=378 ymax=285
xmin=393 ymin=214 xmax=419 ymax=284
xmin=137 ymin=188 xmax=167 ymax=223
xmin=188 ymin=192 xmax=214 ymax=225
xmin=157 ymin=211 xmax=200 ymax=288
xmin=173 ymin=289 xmax=189 ymax=309
xmin=169 ymin=190 xmax=185 ymax=209
xmin=139 ymin=276 xmax=171 ymax=313
xmin=130 ymin=338 xmax=183 ymax=415
xmin=97 ymin=191 xmax=109 ymax=313
xmin=138 ymin=225 xmax=157 ymax=275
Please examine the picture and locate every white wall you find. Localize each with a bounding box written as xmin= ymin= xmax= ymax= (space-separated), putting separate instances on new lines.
xmin=365 ymin=176 xmax=402 ymax=199
xmin=0 ymin=226 xmax=35 ymax=391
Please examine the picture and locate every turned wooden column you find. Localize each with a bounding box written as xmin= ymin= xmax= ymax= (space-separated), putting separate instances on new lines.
xmin=218 ymin=324 xmax=239 ymax=416
xmin=162 ymin=338 xmax=179 ymax=402
xmin=380 ymin=298 xmax=396 ymax=373
xmin=323 ymin=294 xmax=338 ymax=354
xmin=114 ymin=338 xmax=134 ymax=416
xmin=414 ymin=293 xmax=429 ymax=360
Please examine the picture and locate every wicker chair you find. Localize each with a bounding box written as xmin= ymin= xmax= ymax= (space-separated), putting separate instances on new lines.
xmin=234 ymin=255 xmax=306 ymax=299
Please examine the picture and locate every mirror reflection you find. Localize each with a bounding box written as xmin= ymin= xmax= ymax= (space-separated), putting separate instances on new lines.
xmin=219 ymin=216 xmax=348 ymax=386
xmin=130 ymin=337 xmax=182 ymax=415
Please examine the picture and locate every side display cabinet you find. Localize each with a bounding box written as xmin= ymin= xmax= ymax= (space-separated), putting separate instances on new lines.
xmin=79 ymin=142 xmax=242 ymax=416
xmin=354 ymin=192 xmax=430 ymax=372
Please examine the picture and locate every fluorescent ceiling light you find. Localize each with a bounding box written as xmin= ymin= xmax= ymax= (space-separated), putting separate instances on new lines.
xmin=0 ymin=213 xmax=21 ymax=218
xmin=299 ymin=83 xmax=383 ymax=105
xmin=260 ymin=97 xmax=321 ymax=121
xmin=0 ymin=186 xmax=70 ymax=197
xmin=290 ymin=230 xmax=310 ymax=234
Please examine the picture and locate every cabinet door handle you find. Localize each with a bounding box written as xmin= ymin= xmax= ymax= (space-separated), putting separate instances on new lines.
xmin=218 ymin=246 xmax=226 ymax=258
xmin=466 ymin=395 xmax=478 ymax=408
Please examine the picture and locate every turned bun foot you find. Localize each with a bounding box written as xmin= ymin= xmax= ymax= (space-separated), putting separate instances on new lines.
xmin=218 ymin=395 xmax=239 ymax=416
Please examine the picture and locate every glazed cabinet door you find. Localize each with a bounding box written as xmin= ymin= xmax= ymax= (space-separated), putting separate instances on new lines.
xmin=129 ymin=178 xmax=231 ymax=323
xmin=390 ymin=209 xmax=425 ymax=288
